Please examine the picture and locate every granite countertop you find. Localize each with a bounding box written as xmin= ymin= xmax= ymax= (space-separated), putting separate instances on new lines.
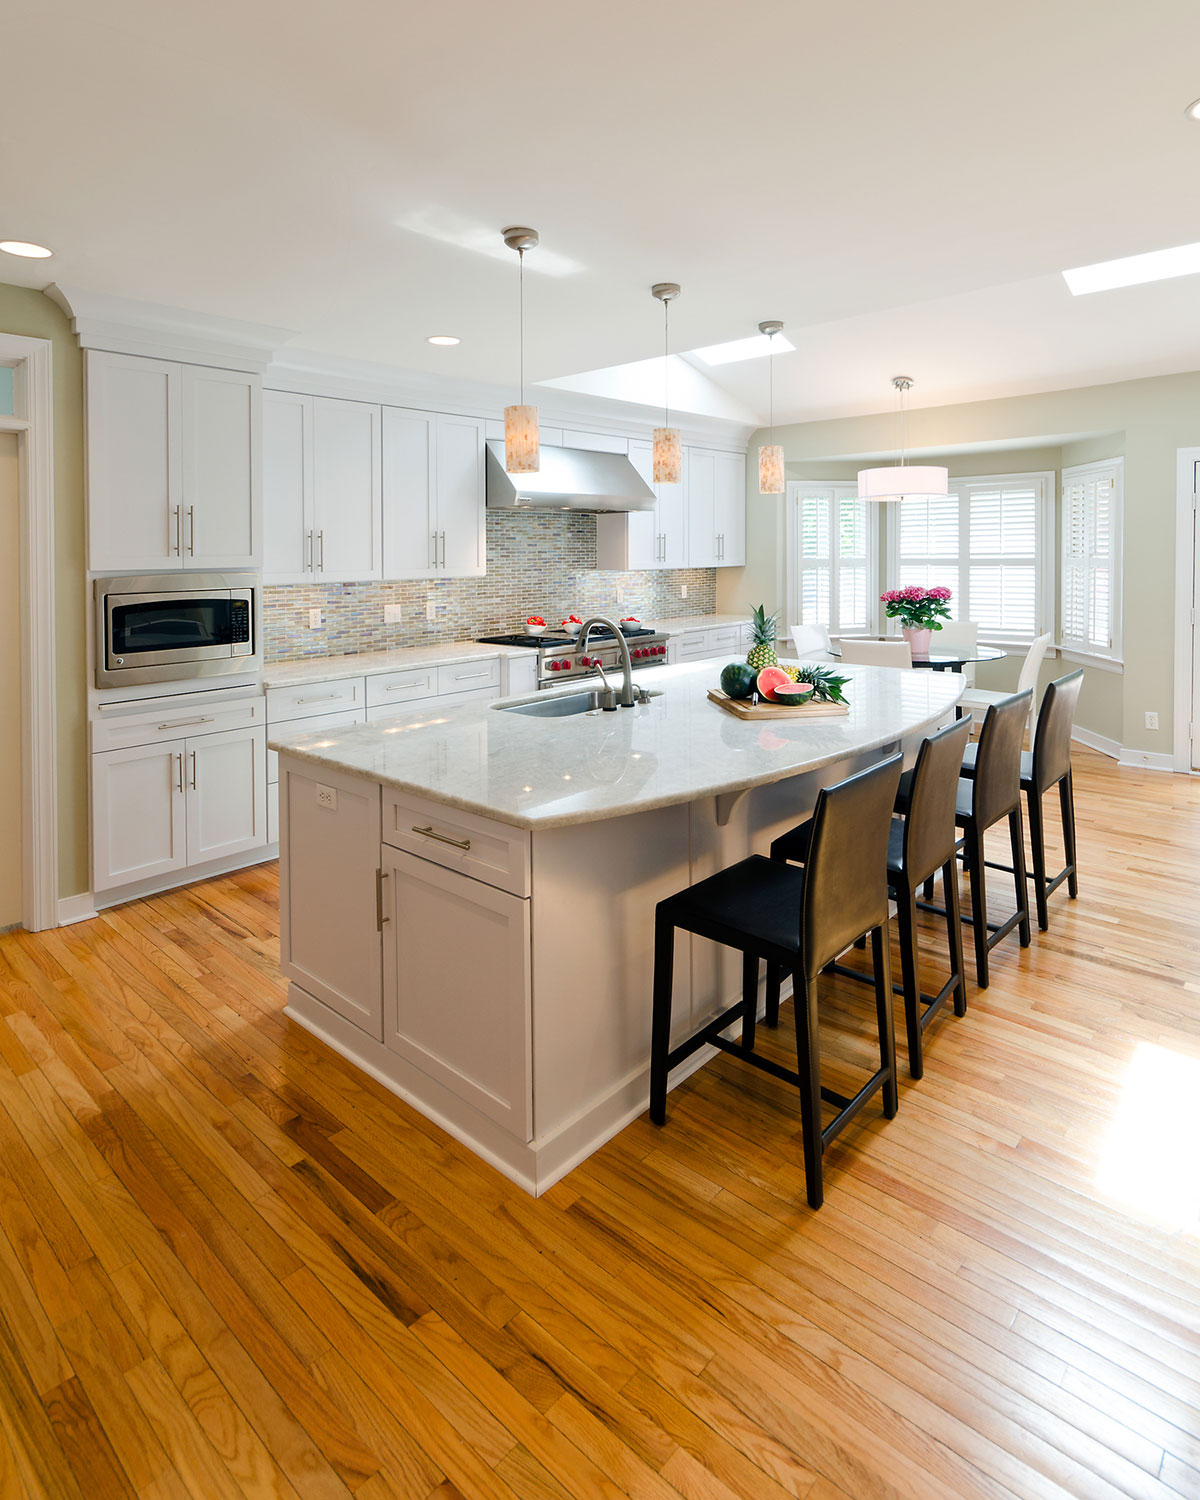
xmin=263 ymin=640 xmax=528 ymax=689
xmin=270 ymin=660 xmax=963 ymax=831
xmin=657 ymin=613 xmax=749 ymax=634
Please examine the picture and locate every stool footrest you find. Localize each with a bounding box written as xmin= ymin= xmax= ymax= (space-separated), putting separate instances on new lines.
xmin=822 ymin=1069 xmax=890 ymax=1149
xmin=708 ymin=1034 xmax=802 ymax=1089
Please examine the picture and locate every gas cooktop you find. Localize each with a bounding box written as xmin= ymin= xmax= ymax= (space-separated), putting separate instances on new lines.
xmin=478 ymin=624 xmax=658 ymax=648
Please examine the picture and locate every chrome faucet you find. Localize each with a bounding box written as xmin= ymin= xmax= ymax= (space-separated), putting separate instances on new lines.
xmin=577 ymin=615 xmax=635 ymax=708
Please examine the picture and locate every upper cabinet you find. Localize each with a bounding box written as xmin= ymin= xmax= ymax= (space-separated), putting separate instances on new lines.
xmin=264 ymin=393 xmax=382 ymax=583
xmin=596 ymin=437 xmax=686 ymax=570
xmin=595 ymin=442 xmax=744 ymax=571
xmin=687 ymin=448 xmax=746 ymax=568
xmin=87 ymin=350 xmax=260 ymax=573
xmin=382 ymin=407 xmax=485 ymax=579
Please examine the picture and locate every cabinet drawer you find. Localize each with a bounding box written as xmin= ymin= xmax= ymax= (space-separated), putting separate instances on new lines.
xmin=92 ymin=695 xmax=264 ymax=753
xmin=676 ymin=631 xmax=714 ymax=660
xmin=705 ymin=627 xmax=742 ymax=655
xmin=436 ymin=658 xmax=500 ymax=696
xmin=365 ymin=667 xmax=437 ymax=708
xmin=268 ymin=708 xmax=365 ymax=783
xmin=382 ymin=790 xmax=530 ymax=897
xmin=267 ymin=676 xmax=364 ymax=723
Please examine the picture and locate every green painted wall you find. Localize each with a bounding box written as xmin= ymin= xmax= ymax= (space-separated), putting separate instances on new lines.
xmin=722 ymin=372 xmax=1200 ymax=755
xmin=0 ymin=284 xmax=88 ymax=898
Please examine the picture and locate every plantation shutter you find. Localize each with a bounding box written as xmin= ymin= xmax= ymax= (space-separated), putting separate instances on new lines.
xmin=792 ymin=484 xmax=872 ymax=634
xmin=1061 ymin=461 xmax=1121 ymax=655
xmin=896 ymin=495 xmax=961 ymax=608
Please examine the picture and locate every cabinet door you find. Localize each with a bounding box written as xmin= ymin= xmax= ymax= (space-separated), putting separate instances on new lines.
xmin=184 ymin=725 xmax=267 ymax=865
xmin=713 ymin=450 xmax=746 ymax=567
xmin=181 ymin=365 xmax=260 ymax=569
xmin=312 ymin=397 xmax=382 ymax=581
xmin=436 ymin=414 xmax=486 ymax=577
xmin=626 ymin=439 xmax=661 ymax=569
xmin=263 ymin=390 xmax=313 ymax=582
xmin=381 ymin=406 xmax=437 ymax=578
xmin=92 ymin=740 xmax=187 ymax=892
xmin=86 ymin=351 xmax=181 ymax=572
xmin=383 ymin=848 xmax=531 ymax=1138
xmin=280 ymin=763 xmax=383 ymax=1037
xmin=686 ymin=449 xmax=718 ymax=567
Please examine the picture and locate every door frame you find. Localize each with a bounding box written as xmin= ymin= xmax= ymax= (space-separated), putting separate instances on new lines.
xmin=0 ymin=333 xmax=58 ymax=929
xmin=1173 ymin=447 xmax=1200 ymax=773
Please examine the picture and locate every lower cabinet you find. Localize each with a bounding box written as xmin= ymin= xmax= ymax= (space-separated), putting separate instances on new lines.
xmin=381 ymin=847 xmax=532 ymax=1139
xmin=92 ymin=725 xmax=267 ymax=892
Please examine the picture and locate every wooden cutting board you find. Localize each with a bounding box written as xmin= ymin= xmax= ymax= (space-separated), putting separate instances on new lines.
xmin=707 ymin=689 xmax=850 ymax=720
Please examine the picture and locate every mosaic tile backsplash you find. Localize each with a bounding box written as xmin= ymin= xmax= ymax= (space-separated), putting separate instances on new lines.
xmin=263 ymin=511 xmax=718 ymax=661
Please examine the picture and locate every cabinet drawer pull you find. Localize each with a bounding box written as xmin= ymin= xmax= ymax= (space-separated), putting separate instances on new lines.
xmin=376 ymin=867 xmax=389 ymax=930
xmin=412 ymin=825 xmax=471 ymax=851
xmin=386 ymin=679 xmax=426 ymax=693
xmin=156 ymin=715 xmax=215 ymax=730
xmin=176 ymin=752 xmax=184 ymax=793
xmin=452 ymin=671 xmax=491 ymax=682
xmin=189 ymin=750 xmax=197 ymax=790
xmin=294 ymin=690 xmax=347 ymax=705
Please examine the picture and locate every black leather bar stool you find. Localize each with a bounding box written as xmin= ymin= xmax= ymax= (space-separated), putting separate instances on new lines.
xmin=960 ymin=669 xmax=1083 ymax=931
xmin=899 ymin=690 xmax=1032 ymax=988
xmin=649 ymin=755 xmax=903 ymax=1210
xmin=770 ymin=719 xmax=971 ymax=1080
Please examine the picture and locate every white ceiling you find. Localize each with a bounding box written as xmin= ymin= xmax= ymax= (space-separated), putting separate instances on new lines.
xmin=5 ymin=0 xmax=1200 ymax=425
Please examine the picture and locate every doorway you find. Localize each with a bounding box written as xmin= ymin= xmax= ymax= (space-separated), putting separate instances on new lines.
xmin=0 ymin=431 xmax=19 ymax=926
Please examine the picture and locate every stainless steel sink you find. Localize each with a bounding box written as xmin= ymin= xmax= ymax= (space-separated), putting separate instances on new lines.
xmin=500 ymin=691 xmax=606 ymax=718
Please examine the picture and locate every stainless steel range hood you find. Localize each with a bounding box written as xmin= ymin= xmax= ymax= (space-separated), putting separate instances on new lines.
xmin=486 ymin=441 xmax=655 ymax=512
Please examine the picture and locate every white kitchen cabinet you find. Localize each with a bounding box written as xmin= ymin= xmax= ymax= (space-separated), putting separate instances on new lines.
xmin=263 ymin=389 xmax=312 ymax=582
xmin=87 ymin=350 xmax=260 ymax=574
xmin=280 ymin=762 xmax=383 ymax=1039
xmin=686 ymin=449 xmax=718 ymax=567
xmin=382 ymin=407 xmax=485 ymax=579
xmin=713 ymin=450 xmax=746 ymax=567
xmin=595 ymin=438 xmax=687 ymax=570
xmin=313 ymin=397 xmax=382 ymax=580
xmin=185 ymin=725 xmax=267 ymax=864
xmin=382 ymin=847 xmax=532 ymax=1138
xmin=91 ymin=740 xmax=188 ymax=892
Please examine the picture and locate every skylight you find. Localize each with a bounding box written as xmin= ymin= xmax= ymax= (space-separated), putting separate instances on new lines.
xmin=1062 ymin=240 xmax=1200 ymax=296
xmin=690 ymin=331 xmax=796 ymax=366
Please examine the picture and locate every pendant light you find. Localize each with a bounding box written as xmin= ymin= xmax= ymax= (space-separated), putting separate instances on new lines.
xmin=857 ymin=376 xmax=948 ymax=502
xmin=651 ymin=282 xmax=682 ymax=484
xmin=503 ymin=226 xmax=540 ymax=474
xmin=758 ymin=319 xmax=785 ymax=494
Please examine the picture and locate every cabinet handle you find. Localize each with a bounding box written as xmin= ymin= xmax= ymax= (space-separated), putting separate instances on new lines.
xmin=305 ymin=530 xmax=313 ymax=571
xmin=376 ymin=867 xmax=389 ymax=930
xmin=187 ymin=506 xmax=196 ymax=556
xmin=318 ymin=530 xmax=325 ymax=571
xmin=440 ymin=531 xmax=446 ymax=568
xmin=411 ymin=825 xmax=471 ymax=851
xmin=157 ymin=715 xmax=215 ymax=730
xmin=431 ymin=532 xmax=438 ymax=568
xmin=189 ymin=750 xmax=197 ymax=790
xmin=294 ymin=690 xmax=344 ymax=705
xmin=172 ymin=505 xmax=182 ymax=556
xmin=176 ymin=752 xmax=184 ymax=793
xmin=452 ymin=670 xmax=491 ymax=682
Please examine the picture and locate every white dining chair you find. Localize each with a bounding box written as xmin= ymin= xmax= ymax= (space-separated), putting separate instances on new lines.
xmin=789 ymin=623 xmax=831 ymax=658
xmin=959 ymin=631 xmax=1053 ymax=731
xmin=936 ymin=620 xmax=979 ymax=685
xmin=839 ymin=639 xmax=913 ymax=668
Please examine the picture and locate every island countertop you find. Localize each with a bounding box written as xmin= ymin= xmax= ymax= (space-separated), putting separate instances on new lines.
xmin=271 ymin=660 xmax=963 ymax=831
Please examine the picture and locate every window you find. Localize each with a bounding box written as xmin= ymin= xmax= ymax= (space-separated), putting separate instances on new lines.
xmin=787 ymin=482 xmax=876 ymax=637
xmin=1061 ymin=459 xmax=1122 ymax=660
xmin=888 ymin=472 xmax=1055 ymax=644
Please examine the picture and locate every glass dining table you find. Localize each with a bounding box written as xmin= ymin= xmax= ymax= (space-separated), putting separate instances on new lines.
xmin=829 ymin=640 xmax=1008 ymax=673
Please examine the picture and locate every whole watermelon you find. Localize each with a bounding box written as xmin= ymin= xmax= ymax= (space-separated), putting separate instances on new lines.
xmin=720 ymin=661 xmax=757 ymax=700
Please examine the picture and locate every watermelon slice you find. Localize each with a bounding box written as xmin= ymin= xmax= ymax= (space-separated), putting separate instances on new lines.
xmin=755 ymin=666 xmax=793 ymax=702
xmin=772 ymin=682 xmax=815 ymax=705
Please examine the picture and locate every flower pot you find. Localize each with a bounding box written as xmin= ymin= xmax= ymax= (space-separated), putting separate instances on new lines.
xmin=902 ymin=626 xmax=932 ymax=658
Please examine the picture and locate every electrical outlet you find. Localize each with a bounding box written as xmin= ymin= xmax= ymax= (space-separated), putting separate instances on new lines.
xmin=308 ymin=608 xmax=322 ymax=629
xmin=384 ymin=603 xmax=403 ymax=625
xmin=616 ymin=586 xmax=624 ymax=605
xmin=1145 ymin=710 xmax=1160 ymax=731
xmin=315 ymin=785 xmax=337 ymax=811
xmin=426 ymin=597 xmax=437 ymax=621
xmin=680 ymin=584 xmax=688 ymax=599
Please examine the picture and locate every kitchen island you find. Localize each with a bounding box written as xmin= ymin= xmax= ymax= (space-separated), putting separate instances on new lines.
xmin=273 ymin=660 xmax=963 ymax=1193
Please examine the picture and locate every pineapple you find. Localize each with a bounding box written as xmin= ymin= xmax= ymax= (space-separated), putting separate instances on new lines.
xmin=746 ymin=604 xmax=779 ymax=671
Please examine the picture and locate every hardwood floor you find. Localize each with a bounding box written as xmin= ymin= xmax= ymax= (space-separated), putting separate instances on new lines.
xmin=1 ymin=745 xmax=1199 ymax=1499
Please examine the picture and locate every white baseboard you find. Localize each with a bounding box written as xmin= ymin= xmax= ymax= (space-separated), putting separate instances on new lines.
xmin=1072 ymin=726 xmax=1121 ymax=759
xmin=1073 ymin=726 xmax=1176 ymax=772
xmin=57 ymin=893 xmax=99 ymax=926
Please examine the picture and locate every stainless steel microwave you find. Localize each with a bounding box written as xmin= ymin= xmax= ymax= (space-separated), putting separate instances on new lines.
xmin=95 ymin=572 xmax=260 ymax=688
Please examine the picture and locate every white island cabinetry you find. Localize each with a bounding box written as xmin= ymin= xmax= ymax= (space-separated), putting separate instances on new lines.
xmin=276 ymin=660 xmax=962 ymax=1193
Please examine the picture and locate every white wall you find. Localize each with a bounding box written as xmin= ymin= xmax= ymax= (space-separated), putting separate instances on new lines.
xmin=0 ymin=432 xmax=20 ymax=926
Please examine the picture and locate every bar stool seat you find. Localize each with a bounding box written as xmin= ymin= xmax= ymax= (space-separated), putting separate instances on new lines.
xmin=649 ymin=755 xmax=904 ymax=1210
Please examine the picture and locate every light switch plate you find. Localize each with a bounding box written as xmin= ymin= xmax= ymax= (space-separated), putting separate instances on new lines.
xmin=426 ymin=598 xmax=437 ymax=621
xmin=680 ymin=584 xmax=688 ymax=599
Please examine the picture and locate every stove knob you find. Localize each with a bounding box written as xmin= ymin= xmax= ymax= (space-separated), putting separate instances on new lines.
xmin=579 ymin=655 xmax=590 ymax=667
xmin=561 ymin=659 xmax=572 ymax=669
xmin=657 ymin=645 xmax=666 ymax=655
xmin=548 ymin=661 xmax=559 ymax=671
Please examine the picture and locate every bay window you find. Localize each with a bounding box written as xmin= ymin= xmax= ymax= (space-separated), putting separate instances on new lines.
xmin=786 ymin=482 xmax=876 ymax=637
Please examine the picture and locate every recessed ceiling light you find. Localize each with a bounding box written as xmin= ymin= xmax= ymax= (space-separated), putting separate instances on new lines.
xmin=1063 ymin=240 xmax=1200 ymax=295
xmin=0 ymin=240 xmax=53 ymax=259
xmin=427 ymin=334 xmax=460 ymax=346
xmin=1186 ymin=98 xmax=1200 ymax=120
xmin=691 ymin=331 xmax=796 ymax=366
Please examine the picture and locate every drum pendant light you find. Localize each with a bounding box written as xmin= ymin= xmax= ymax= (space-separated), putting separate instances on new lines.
xmin=758 ymin=319 xmax=785 ymax=494
xmin=651 ymin=283 xmax=682 ymax=484
xmin=503 ymin=227 xmax=540 ymax=474
xmin=857 ymin=376 xmax=948 ymax=502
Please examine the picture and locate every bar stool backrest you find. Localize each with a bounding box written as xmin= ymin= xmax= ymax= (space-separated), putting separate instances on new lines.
xmin=1032 ymin=669 xmax=1083 ymax=795
xmin=802 ymin=754 xmax=903 ymax=978
xmin=971 ymin=689 xmax=1033 ymax=829
xmin=903 ymin=718 xmax=973 ymax=886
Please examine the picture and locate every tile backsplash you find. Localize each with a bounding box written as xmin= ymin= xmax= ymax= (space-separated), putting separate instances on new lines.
xmin=263 ymin=510 xmax=717 ymax=661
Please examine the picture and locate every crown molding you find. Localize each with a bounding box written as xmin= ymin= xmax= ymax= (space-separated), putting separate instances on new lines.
xmin=45 ymin=284 xmax=295 ymax=374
